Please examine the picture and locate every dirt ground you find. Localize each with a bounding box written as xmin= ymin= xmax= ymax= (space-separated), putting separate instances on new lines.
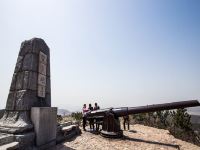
xmin=55 ymin=124 xmax=200 ymax=150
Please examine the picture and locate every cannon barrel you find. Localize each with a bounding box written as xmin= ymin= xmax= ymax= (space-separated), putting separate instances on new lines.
xmin=88 ymin=100 xmax=200 ymax=117
xmin=113 ymin=100 xmax=200 ymax=117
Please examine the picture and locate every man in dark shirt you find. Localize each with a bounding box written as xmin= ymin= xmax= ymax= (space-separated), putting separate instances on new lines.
xmin=88 ymin=104 xmax=94 ymax=130
xmin=94 ymin=102 xmax=100 ymax=110
xmin=94 ymin=103 xmax=101 ymax=131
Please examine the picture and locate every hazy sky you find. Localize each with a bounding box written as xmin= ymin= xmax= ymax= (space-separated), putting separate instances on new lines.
xmin=0 ymin=0 xmax=200 ymax=111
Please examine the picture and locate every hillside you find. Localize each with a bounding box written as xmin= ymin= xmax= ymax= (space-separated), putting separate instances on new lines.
xmin=191 ymin=115 xmax=200 ymax=124
xmin=58 ymin=109 xmax=71 ymax=116
xmin=55 ymin=124 xmax=200 ymax=150
xmin=188 ymin=107 xmax=200 ymax=116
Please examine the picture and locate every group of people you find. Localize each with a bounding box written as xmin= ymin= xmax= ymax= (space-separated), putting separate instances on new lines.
xmin=82 ymin=103 xmax=100 ymax=131
xmin=82 ymin=103 xmax=130 ymax=131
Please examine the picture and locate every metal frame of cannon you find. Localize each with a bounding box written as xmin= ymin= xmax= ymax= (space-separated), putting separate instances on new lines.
xmin=101 ymin=109 xmax=123 ymax=138
xmin=86 ymin=100 xmax=200 ymax=138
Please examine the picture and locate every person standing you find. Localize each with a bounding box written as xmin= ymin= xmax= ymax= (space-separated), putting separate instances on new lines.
xmin=123 ymin=115 xmax=130 ymax=130
xmin=94 ymin=102 xmax=100 ymax=110
xmin=82 ymin=104 xmax=88 ymax=131
xmin=88 ymin=104 xmax=94 ymax=130
xmin=94 ymin=103 xmax=100 ymax=131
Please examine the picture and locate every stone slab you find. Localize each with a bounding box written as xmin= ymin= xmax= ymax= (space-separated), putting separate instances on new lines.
xmin=0 ymin=133 xmax=14 ymax=146
xmin=10 ymin=73 xmax=17 ymax=91
xmin=46 ymin=77 xmax=51 ymax=94
xmin=31 ymin=107 xmax=57 ymax=147
xmin=60 ymin=121 xmax=72 ymax=127
xmin=44 ymin=94 xmax=51 ymax=107
xmin=61 ymin=125 xmax=77 ymax=132
xmin=22 ymin=53 xmax=38 ymax=72
xmin=32 ymin=38 xmax=50 ymax=56
xmin=0 ymin=141 xmax=19 ymax=150
xmin=36 ymin=140 xmax=56 ymax=150
xmin=15 ymin=90 xmax=38 ymax=110
xmin=19 ymin=40 xmax=32 ymax=56
xmin=15 ymin=72 xmax=24 ymax=90
xmin=15 ymin=132 xmax=35 ymax=148
xmin=6 ymin=92 xmax=16 ymax=110
xmin=14 ymin=56 xmax=23 ymax=73
xmin=23 ymin=71 xmax=37 ymax=91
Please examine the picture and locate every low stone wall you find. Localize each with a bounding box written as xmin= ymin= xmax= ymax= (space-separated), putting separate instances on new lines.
xmin=0 ymin=109 xmax=4 ymax=119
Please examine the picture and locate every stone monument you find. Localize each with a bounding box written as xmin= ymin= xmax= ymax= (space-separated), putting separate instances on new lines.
xmin=0 ymin=38 xmax=51 ymax=133
xmin=0 ymin=38 xmax=54 ymax=149
xmin=0 ymin=38 xmax=79 ymax=149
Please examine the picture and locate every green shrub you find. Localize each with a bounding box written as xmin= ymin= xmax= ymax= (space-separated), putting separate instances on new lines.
xmin=170 ymin=108 xmax=192 ymax=131
xmin=71 ymin=112 xmax=82 ymax=121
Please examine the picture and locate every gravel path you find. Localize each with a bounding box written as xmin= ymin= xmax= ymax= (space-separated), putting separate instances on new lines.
xmin=55 ymin=124 xmax=200 ymax=150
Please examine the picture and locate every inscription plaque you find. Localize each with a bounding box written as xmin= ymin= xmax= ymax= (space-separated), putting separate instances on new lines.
xmin=38 ymin=74 xmax=46 ymax=86
xmin=38 ymin=51 xmax=47 ymax=98
xmin=38 ymin=85 xmax=46 ymax=98
xmin=39 ymin=63 xmax=47 ymax=75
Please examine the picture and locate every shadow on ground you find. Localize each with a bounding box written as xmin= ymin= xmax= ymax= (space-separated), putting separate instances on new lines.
xmin=53 ymin=144 xmax=76 ymax=150
xmin=128 ymin=130 xmax=137 ymax=133
xmin=123 ymin=135 xmax=180 ymax=150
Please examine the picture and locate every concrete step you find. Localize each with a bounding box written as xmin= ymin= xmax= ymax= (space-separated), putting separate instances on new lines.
xmin=60 ymin=121 xmax=72 ymax=127
xmin=0 ymin=141 xmax=19 ymax=150
xmin=61 ymin=125 xmax=77 ymax=132
xmin=57 ymin=124 xmax=81 ymax=144
xmin=0 ymin=133 xmax=14 ymax=146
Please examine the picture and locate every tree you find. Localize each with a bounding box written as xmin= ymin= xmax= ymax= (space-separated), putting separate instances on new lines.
xmin=133 ymin=113 xmax=146 ymax=123
xmin=170 ymin=108 xmax=192 ymax=131
xmin=155 ymin=110 xmax=170 ymax=128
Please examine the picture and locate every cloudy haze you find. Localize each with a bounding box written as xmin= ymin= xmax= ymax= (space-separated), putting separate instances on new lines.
xmin=0 ymin=0 xmax=200 ymax=111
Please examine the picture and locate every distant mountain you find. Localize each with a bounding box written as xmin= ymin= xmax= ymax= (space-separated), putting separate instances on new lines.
xmin=57 ymin=109 xmax=71 ymax=116
xmin=190 ymin=114 xmax=200 ymax=124
xmin=188 ymin=106 xmax=200 ymax=115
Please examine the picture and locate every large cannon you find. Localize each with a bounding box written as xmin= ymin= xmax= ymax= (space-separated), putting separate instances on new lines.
xmin=86 ymin=100 xmax=200 ymax=138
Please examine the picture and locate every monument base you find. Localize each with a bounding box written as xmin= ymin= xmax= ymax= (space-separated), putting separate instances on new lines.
xmin=0 ymin=110 xmax=33 ymax=134
xmin=31 ymin=107 xmax=57 ymax=150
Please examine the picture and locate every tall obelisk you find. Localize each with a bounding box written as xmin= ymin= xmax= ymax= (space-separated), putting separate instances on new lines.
xmin=0 ymin=38 xmax=51 ymax=134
